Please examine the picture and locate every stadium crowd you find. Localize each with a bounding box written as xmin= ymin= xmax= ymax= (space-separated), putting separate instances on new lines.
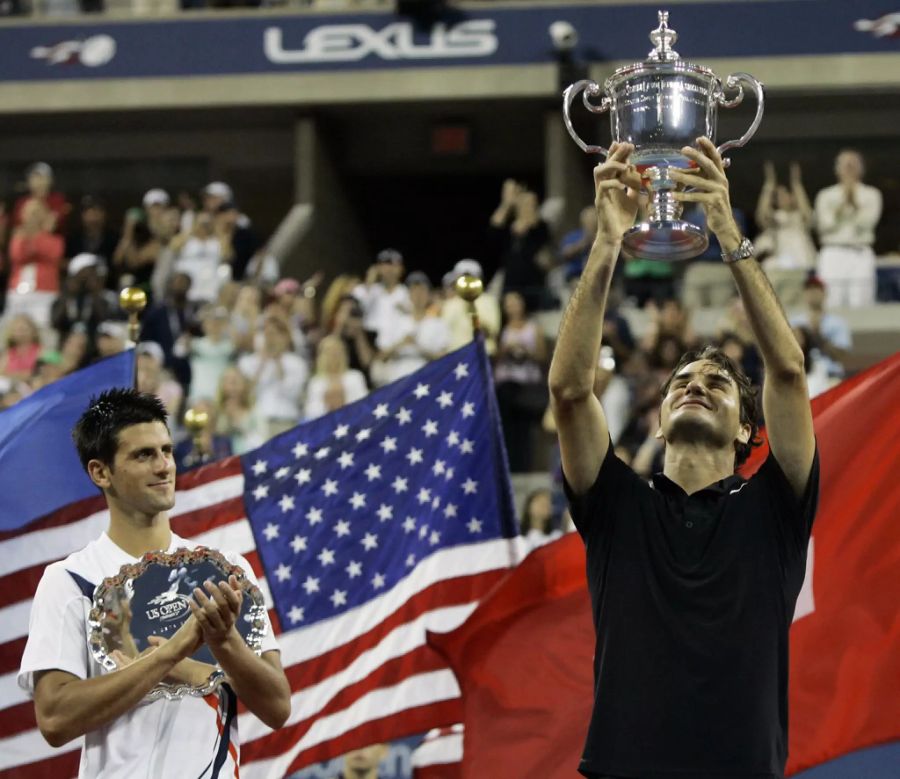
xmin=0 ymin=150 xmax=883 ymax=534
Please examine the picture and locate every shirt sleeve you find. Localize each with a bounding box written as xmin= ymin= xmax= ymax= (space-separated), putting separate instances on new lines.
xmin=562 ymin=439 xmax=652 ymax=540
xmin=753 ymin=445 xmax=820 ymax=555
xmin=228 ymin=552 xmax=280 ymax=655
xmin=18 ymin=562 xmax=92 ymax=697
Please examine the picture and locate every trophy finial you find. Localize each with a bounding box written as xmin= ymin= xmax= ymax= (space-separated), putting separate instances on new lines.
xmin=648 ymin=9 xmax=680 ymax=62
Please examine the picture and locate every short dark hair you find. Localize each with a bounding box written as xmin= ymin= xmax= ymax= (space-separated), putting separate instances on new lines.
xmin=660 ymin=345 xmax=762 ymax=469
xmin=72 ymin=388 xmax=168 ymax=472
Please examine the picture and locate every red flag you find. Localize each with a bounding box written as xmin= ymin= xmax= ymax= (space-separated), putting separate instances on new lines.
xmin=432 ymin=352 xmax=900 ymax=778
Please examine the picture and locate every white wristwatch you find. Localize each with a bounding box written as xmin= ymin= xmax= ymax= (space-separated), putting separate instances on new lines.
xmin=721 ymin=237 xmax=755 ymax=264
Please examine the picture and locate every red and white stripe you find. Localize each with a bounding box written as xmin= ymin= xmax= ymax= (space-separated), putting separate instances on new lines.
xmin=0 ymin=456 xmax=515 ymax=778
xmin=411 ymin=725 xmax=464 ymax=779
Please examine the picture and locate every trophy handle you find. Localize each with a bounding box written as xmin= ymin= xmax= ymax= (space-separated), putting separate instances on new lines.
xmin=562 ymin=80 xmax=611 ymax=156
xmin=715 ymin=72 xmax=765 ymax=165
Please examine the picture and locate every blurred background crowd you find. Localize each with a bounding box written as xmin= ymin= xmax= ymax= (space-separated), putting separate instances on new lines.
xmin=0 ymin=143 xmax=890 ymax=541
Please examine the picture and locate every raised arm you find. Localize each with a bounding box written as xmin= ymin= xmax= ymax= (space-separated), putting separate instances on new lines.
xmin=548 ymin=143 xmax=641 ymax=493
xmin=789 ymin=162 xmax=814 ymax=226
xmin=672 ymin=139 xmax=815 ymax=496
xmin=755 ymin=161 xmax=776 ymax=230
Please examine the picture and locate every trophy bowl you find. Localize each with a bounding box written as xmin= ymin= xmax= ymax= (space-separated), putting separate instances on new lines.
xmin=563 ymin=10 xmax=764 ymax=261
xmin=89 ymin=547 xmax=268 ymax=700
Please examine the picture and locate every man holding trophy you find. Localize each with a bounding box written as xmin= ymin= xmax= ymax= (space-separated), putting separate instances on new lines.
xmin=550 ymin=138 xmax=819 ymax=778
xmin=18 ymin=389 xmax=290 ymax=777
xmin=552 ymin=13 xmax=818 ymax=777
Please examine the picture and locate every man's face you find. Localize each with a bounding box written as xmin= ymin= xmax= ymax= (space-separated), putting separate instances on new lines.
xmin=803 ymin=285 xmax=826 ymax=309
xmin=82 ymin=205 xmax=105 ymax=230
xmin=409 ymin=282 xmax=430 ymax=309
xmin=90 ymin=422 xmax=176 ymax=515
xmin=28 ymin=171 xmax=51 ymax=197
xmin=659 ymin=360 xmax=749 ymax=453
xmin=379 ymin=261 xmax=403 ymax=287
xmin=835 ymin=152 xmax=863 ymax=184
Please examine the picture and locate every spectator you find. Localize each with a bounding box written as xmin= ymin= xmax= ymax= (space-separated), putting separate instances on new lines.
xmin=230 ymin=283 xmax=263 ymax=354
xmin=177 ymin=305 xmax=234 ymax=401
xmin=12 ymin=162 xmax=69 ymax=234
xmin=65 ymin=196 xmax=120 ymax=284
xmin=59 ymin=326 xmax=91 ymax=374
xmin=338 ymin=744 xmax=388 ymax=779
xmin=304 ymin=334 xmax=367 ymax=420
xmin=50 ymin=253 xmax=120 ymax=341
xmin=558 ymin=205 xmax=597 ymax=283
xmin=441 ymin=259 xmax=501 ymax=355
xmin=94 ymin=320 xmax=128 ymax=359
xmin=176 ymin=189 xmax=199 ymax=234
xmin=330 ymin=294 xmax=376 ymax=385
xmin=202 ymin=181 xmax=235 ymax=217
xmin=353 ymin=248 xmax=411 ymax=342
xmin=169 ymin=211 xmax=234 ymax=303
xmin=814 ymin=149 xmax=882 ymax=307
xmin=371 ymin=271 xmax=449 ymax=386
xmin=321 ymin=274 xmax=361 ymax=332
xmin=0 ymin=313 xmax=42 ymax=381
xmin=491 ymin=180 xmax=551 ymax=311
xmin=271 ymin=277 xmax=315 ymax=358
xmin=173 ymin=398 xmax=233 ymax=471
xmin=5 ymin=198 xmax=64 ymax=328
xmin=494 ymin=290 xmax=548 ymax=472
xmin=640 ymin=298 xmax=697 ymax=355
xmin=113 ymin=207 xmax=162 ymax=293
xmin=754 ymin=162 xmax=816 ymax=307
xmin=214 ymin=365 xmax=265 ymax=455
xmin=789 ymin=273 xmax=852 ymax=389
xmin=31 ymin=350 xmax=66 ymax=391
xmin=139 ymin=272 xmax=198 ymax=388
xmin=519 ymin=486 xmax=563 ymax=551
xmin=215 ymin=202 xmax=260 ymax=281
xmin=681 ymin=206 xmax=748 ymax=309
xmin=136 ymin=341 xmax=183 ymax=418
xmin=237 ymin=314 xmax=308 ymax=438
xmin=142 ymin=188 xmax=171 ymax=242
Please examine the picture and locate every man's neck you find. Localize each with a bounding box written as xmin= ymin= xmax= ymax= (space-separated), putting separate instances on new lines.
xmin=106 ymin=509 xmax=173 ymax=558
xmin=661 ymin=441 xmax=736 ymax=495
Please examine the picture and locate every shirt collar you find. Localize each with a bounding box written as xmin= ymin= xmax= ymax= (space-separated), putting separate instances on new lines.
xmin=650 ymin=471 xmax=746 ymax=498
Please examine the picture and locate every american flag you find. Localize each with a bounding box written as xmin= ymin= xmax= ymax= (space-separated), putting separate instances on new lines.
xmin=0 ymin=339 xmax=520 ymax=778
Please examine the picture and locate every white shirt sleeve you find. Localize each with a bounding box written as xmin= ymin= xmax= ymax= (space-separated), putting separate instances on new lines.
xmin=18 ymin=562 xmax=92 ymax=696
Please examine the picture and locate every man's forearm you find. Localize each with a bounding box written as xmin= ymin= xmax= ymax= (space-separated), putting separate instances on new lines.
xmin=548 ymin=238 xmax=619 ymax=400
xmin=36 ymin=644 xmax=186 ymax=746
xmin=729 ymin=258 xmax=804 ymax=377
xmin=212 ymin=635 xmax=290 ymax=730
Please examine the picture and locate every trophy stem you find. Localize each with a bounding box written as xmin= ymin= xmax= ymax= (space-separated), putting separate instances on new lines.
xmin=648 ymin=189 xmax=683 ymax=223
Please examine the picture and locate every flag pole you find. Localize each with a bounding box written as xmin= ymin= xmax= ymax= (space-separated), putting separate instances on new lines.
xmin=454 ymin=273 xmax=483 ymax=337
xmin=119 ymin=287 xmax=147 ymax=389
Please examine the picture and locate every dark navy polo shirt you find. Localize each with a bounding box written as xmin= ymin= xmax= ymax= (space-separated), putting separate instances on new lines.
xmin=564 ymin=444 xmax=820 ymax=779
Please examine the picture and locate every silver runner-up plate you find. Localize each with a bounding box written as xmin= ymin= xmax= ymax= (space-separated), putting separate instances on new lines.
xmin=89 ymin=547 xmax=268 ymax=700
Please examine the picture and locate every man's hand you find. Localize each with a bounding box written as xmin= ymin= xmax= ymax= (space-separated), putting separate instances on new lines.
xmin=593 ymin=142 xmax=642 ymax=243
xmin=190 ymin=576 xmax=244 ymax=648
xmin=670 ymin=137 xmax=742 ymax=252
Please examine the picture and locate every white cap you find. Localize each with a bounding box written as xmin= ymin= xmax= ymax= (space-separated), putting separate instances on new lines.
xmin=96 ymin=320 xmax=128 ymax=341
xmin=136 ymin=340 xmax=165 ymax=365
xmin=142 ymin=188 xmax=170 ymax=208
xmin=27 ymin=161 xmax=53 ymax=179
xmin=452 ymin=259 xmax=483 ymax=280
xmin=68 ymin=253 xmax=104 ymax=277
xmin=204 ymin=181 xmax=233 ymax=202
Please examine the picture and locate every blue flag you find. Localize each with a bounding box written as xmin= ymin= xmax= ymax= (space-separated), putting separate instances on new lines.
xmin=0 ymin=350 xmax=134 ymax=531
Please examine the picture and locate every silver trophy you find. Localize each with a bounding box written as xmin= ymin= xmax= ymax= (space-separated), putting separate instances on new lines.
xmin=89 ymin=547 xmax=268 ymax=700
xmin=563 ymin=10 xmax=764 ymax=261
